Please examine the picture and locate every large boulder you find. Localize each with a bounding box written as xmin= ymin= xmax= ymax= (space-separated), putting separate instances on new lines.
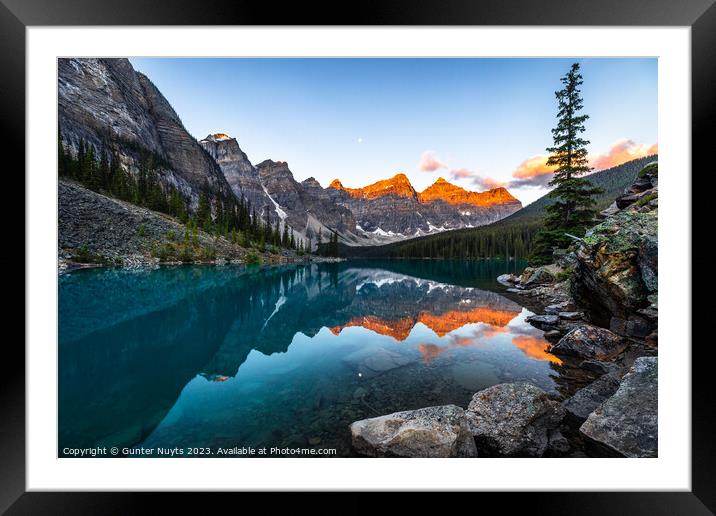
xmin=571 ymin=210 xmax=657 ymax=333
xmin=350 ymin=405 xmax=477 ymax=457
xmin=580 ymin=357 xmax=658 ymax=458
xmin=525 ymin=314 xmax=560 ymax=330
xmin=563 ymin=372 xmax=622 ymax=422
xmin=521 ymin=264 xmax=561 ymax=287
xmin=465 ymin=383 xmax=565 ymax=457
xmin=550 ymin=324 xmax=627 ymax=361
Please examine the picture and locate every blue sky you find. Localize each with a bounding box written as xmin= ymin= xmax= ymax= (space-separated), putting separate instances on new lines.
xmin=129 ymin=58 xmax=657 ymax=205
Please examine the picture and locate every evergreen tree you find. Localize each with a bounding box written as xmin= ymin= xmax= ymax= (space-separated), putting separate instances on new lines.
xmin=282 ymin=223 xmax=290 ymax=248
xmin=531 ymin=62 xmax=602 ymax=265
xmin=98 ymin=147 xmax=109 ymax=191
xmin=196 ymin=180 xmax=212 ymax=229
xmin=58 ymin=137 xmax=68 ymax=177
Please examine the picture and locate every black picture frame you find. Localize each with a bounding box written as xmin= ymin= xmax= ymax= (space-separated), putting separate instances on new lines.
xmin=3 ymin=0 xmax=710 ymax=512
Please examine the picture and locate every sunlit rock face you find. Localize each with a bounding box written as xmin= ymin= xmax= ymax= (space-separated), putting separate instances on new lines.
xmin=327 ymin=174 xmax=522 ymax=241
xmin=58 ymin=58 xmax=232 ymax=204
xmin=419 ymin=177 xmax=519 ymax=207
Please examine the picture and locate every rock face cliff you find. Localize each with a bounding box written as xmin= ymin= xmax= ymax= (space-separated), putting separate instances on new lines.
xmin=58 ymin=58 xmax=232 ymax=206
xmin=198 ymin=135 xmax=360 ymax=245
xmin=199 ymin=133 xmax=270 ymax=213
xmin=571 ymin=162 xmax=658 ymax=340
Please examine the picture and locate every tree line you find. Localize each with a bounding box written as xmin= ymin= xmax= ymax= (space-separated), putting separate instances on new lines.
xmin=58 ymin=135 xmax=309 ymax=255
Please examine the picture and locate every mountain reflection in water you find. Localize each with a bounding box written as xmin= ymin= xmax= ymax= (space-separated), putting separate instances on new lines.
xmin=59 ymin=260 xmax=565 ymax=457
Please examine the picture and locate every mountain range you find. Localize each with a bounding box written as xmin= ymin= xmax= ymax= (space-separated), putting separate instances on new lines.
xmin=58 ymin=58 xmax=522 ymax=247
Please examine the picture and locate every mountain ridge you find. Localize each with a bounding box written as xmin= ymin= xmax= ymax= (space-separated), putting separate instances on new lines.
xmin=201 ymin=133 xmax=522 ymax=246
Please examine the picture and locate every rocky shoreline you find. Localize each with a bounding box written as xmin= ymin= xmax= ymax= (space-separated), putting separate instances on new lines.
xmin=349 ymin=161 xmax=659 ymax=458
xmin=58 ymin=179 xmax=343 ymax=272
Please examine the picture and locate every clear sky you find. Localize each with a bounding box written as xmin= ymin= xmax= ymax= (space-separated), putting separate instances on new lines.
xmin=129 ymin=58 xmax=657 ymax=205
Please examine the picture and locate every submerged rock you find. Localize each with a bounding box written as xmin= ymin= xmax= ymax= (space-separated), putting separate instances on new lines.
xmin=342 ymin=347 xmax=414 ymax=378
xmin=580 ymin=357 xmax=658 ymax=457
xmin=465 ymin=383 xmax=565 ymax=457
xmin=350 ymin=405 xmax=477 ymax=457
xmin=550 ymin=324 xmax=627 ymax=361
xmin=563 ymin=373 xmax=622 ymax=422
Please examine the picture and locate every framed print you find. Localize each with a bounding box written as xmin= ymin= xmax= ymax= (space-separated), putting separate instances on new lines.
xmin=3 ymin=0 xmax=712 ymax=512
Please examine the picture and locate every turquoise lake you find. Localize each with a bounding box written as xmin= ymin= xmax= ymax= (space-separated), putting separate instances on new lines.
xmin=58 ymin=259 xmax=571 ymax=457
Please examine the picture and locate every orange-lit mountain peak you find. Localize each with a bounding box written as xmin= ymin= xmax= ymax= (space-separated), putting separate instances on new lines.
xmin=210 ymin=132 xmax=232 ymax=141
xmin=419 ymin=179 xmax=519 ymax=207
xmin=331 ymin=316 xmax=415 ymax=341
xmin=326 ymin=173 xmax=519 ymax=206
xmin=418 ymin=306 xmax=519 ymax=335
xmin=329 ymin=178 xmax=345 ymax=190
xmin=330 ymin=173 xmax=418 ymax=200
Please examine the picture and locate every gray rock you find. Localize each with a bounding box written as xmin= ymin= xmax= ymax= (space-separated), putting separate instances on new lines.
xmin=554 ymin=249 xmax=579 ymax=269
xmin=580 ymin=357 xmax=658 ymax=457
xmin=350 ymin=405 xmax=477 ymax=457
xmin=579 ymin=359 xmax=620 ymax=375
xmin=547 ymin=429 xmax=571 ymax=454
xmin=550 ymin=324 xmax=627 ymax=361
xmin=616 ymin=194 xmax=640 ymax=209
xmin=545 ymin=302 xmax=570 ymax=314
xmin=563 ymin=373 xmax=622 ymax=422
xmin=497 ymin=273 xmax=518 ymax=286
xmin=600 ymin=201 xmax=621 ymax=218
xmin=521 ymin=265 xmax=558 ymax=287
xmin=543 ymin=330 xmax=563 ymax=343
xmin=525 ymin=314 xmax=560 ymax=330
xmin=558 ymin=311 xmax=582 ymax=321
xmin=466 ymin=383 xmax=566 ymax=457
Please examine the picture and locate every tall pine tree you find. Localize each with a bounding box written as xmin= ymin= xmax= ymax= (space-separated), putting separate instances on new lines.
xmin=531 ymin=62 xmax=602 ymax=265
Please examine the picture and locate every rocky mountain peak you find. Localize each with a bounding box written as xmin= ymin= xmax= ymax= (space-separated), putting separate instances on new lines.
xmin=256 ymin=160 xmax=291 ymax=176
xmin=334 ymin=173 xmax=417 ymax=200
xmin=302 ymin=177 xmax=322 ymax=189
xmin=202 ymin=133 xmax=234 ymax=143
xmin=419 ymin=179 xmax=519 ymax=207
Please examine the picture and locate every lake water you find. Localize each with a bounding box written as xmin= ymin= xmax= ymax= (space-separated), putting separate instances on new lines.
xmin=59 ymin=259 xmax=570 ymax=457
